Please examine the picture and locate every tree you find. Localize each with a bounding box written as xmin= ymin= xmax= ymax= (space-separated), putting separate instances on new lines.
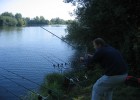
xmin=15 ymin=13 xmax=25 ymax=26
xmin=34 ymin=16 xmax=40 ymax=24
xmin=1 ymin=12 xmax=14 ymax=17
xmin=0 ymin=16 xmax=17 ymax=26
xmin=0 ymin=12 xmax=17 ymax=26
xmin=25 ymin=16 xmax=49 ymax=26
xmin=40 ymin=16 xmax=45 ymax=24
xmin=65 ymin=0 xmax=140 ymax=76
xmin=15 ymin=13 xmax=22 ymax=19
xmin=50 ymin=17 xmax=66 ymax=24
xmin=17 ymin=18 xmax=26 ymax=26
xmin=24 ymin=17 xmax=30 ymax=25
xmin=0 ymin=12 xmax=50 ymax=26
xmin=0 ymin=16 xmax=4 ymax=26
xmin=0 ymin=12 xmax=26 ymax=26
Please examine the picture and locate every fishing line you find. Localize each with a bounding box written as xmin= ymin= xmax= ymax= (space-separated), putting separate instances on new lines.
xmin=39 ymin=27 xmax=90 ymax=89
xmin=40 ymin=54 xmax=56 ymax=65
xmin=20 ymin=48 xmax=69 ymax=68
xmin=29 ymin=48 xmax=69 ymax=64
xmin=40 ymin=27 xmax=87 ymax=67
xmin=0 ymin=25 xmax=90 ymax=100
xmin=1 ymin=65 xmax=88 ymax=90
xmin=41 ymin=50 xmax=70 ymax=65
xmin=0 ymin=73 xmax=46 ymax=99
xmin=41 ymin=54 xmax=59 ymax=64
xmin=40 ymin=26 xmax=75 ymax=49
xmin=35 ymin=53 xmax=65 ymax=72
xmin=0 ymin=66 xmax=88 ymax=99
xmin=0 ymin=73 xmax=51 ymax=100
xmin=0 ymin=67 xmax=60 ymax=99
xmin=35 ymin=51 xmax=73 ymax=72
xmin=0 ymin=86 xmax=23 ymax=100
xmin=0 ymin=26 xmax=88 ymax=99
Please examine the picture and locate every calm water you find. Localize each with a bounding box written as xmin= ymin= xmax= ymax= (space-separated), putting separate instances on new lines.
xmin=0 ymin=25 xmax=75 ymax=100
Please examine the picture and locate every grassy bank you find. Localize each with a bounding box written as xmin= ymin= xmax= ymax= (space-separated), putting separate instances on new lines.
xmin=28 ymin=66 xmax=140 ymax=100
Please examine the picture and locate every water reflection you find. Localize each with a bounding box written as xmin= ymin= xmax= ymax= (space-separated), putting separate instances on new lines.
xmin=0 ymin=26 xmax=22 ymax=33
xmin=0 ymin=25 xmax=75 ymax=100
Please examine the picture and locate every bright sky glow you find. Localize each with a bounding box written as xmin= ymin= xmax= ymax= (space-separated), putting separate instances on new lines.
xmin=0 ymin=0 xmax=76 ymax=20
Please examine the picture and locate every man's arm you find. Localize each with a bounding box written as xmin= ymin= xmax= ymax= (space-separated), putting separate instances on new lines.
xmin=80 ymin=49 xmax=102 ymax=65
xmin=80 ymin=54 xmax=93 ymax=61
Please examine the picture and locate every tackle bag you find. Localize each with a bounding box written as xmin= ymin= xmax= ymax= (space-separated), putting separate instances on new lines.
xmin=125 ymin=76 xmax=140 ymax=87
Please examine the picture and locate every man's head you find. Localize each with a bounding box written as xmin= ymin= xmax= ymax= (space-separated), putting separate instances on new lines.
xmin=93 ymin=38 xmax=106 ymax=49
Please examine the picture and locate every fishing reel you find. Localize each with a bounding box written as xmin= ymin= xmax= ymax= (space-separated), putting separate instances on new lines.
xmin=80 ymin=55 xmax=95 ymax=71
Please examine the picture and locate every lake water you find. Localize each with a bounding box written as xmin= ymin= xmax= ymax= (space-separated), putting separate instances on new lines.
xmin=0 ymin=25 xmax=75 ymax=100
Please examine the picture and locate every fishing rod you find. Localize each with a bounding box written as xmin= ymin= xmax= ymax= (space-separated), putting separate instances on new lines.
xmin=1 ymin=66 xmax=86 ymax=99
xmin=0 ymin=73 xmax=48 ymax=100
xmin=40 ymin=26 xmax=75 ymax=48
xmin=36 ymin=53 xmax=69 ymax=73
xmin=22 ymin=47 xmax=70 ymax=68
xmin=40 ymin=26 xmax=88 ymax=67
xmin=0 ymin=67 xmax=60 ymax=100
xmin=0 ymin=67 xmax=79 ymax=99
xmin=41 ymin=26 xmax=89 ymax=64
xmin=40 ymin=26 xmax=90 ymax=87
xmin=44 ymin=51 xmax=70 ymax=65
xmin=0 ymin=86 xmax=23 ymax=100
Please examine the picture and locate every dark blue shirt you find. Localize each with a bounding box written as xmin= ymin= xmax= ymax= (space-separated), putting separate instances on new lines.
xmin=90 ymin=45 xmax=128 ymax=76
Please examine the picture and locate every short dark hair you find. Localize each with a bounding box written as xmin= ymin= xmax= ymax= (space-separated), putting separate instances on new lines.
xmin=93 ymin=38 xmax=106 ymax=46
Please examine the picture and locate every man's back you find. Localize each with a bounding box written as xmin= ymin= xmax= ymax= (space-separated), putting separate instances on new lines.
xmin=94 ymin=45 xmax=128 ymax=76
xmin=89 ymin=38 xmax=128 ymax=100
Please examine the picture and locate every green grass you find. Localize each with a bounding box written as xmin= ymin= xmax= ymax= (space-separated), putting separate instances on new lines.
xmin=28 ymin=68 xmax=140 ymax=100
xmin=113 ymin=85 xmax=140 ymax=100
xmin=40 ymin=73 xmax=64 ymax=100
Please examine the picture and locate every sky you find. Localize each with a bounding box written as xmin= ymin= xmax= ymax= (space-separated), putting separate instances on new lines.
xmin=0 ymin=0 xmax=76 ymax=20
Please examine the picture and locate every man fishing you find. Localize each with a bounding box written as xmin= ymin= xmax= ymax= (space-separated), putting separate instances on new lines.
xmin=80 ymin=38 xmax=128 ymax=100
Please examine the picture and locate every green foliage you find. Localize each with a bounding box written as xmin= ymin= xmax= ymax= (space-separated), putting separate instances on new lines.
xmin=26 ymin=16 xmax=49 ymax=26
xmin=113 ymin=85 xmax=140 ymax=100
xmin=0 ymin=12 xmax=72 ymax=27
xmin=0 ymin=16 xmax=17 ymax=26
xmin=40 ymin=73 xmax=64 ymax=99
xmin=65 ymin=0 xmax=140 ymax=45
xmin=50 ymin=17 xmax=66 ymax=25
xmin=15 ymin=13 xmax=22 ymax=19
xmin=65 ymin=20 xmax=74 ymax=24
xmin=1 ymin=12 xmax=14 ymax=17
xmin=68 ymin=85 xmax=140 ymax=100
xmin=65 ymin=0 xmax=140 ymax=76
xmin=17 ymin=18 xmax=26 ymax=26
xmin=36 ymin=68 xmax=140 ymax=100
xmin=23 ymin=92 xmax=38 ymax=100
xmin=0 ymin=12 xmax=25 ymax=26
xmin=65 ymin=20 xmax=93 ymax=46
xmin=14 ymin=13 xmax=26 ymax=26
xmin=35 ymin=66 xmax=102 ymax=100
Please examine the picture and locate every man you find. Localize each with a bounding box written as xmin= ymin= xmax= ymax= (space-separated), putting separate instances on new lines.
xmin=80 ymin=38 xmax=128 ymax=100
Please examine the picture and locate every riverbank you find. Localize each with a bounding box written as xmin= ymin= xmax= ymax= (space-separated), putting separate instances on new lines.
xmin=28 ymin=66 xmax=140 ymax=100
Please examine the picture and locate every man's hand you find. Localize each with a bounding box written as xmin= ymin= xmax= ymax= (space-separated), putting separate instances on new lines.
xmin=87 ymin=54 xmax=93 ymax=58
xmin=80 ymin=57 xmax=84 ymax=62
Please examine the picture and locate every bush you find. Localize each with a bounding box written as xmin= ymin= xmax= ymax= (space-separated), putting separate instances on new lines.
xmin=40 ymin=73 xmax=64 ymax=100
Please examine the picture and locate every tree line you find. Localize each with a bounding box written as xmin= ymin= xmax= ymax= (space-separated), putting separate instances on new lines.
xmin=0 ymin=12 xmax=72 ymax=26
xmin=65 ymin=0 xmax=140 ymax=76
